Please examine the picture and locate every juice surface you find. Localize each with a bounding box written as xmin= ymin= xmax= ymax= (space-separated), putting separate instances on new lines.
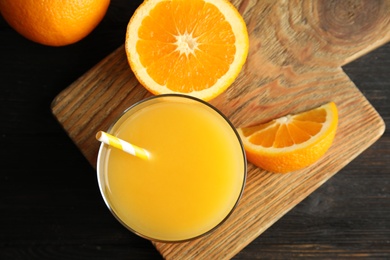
xmin=99 ymin=97 xmax=246 ymax=241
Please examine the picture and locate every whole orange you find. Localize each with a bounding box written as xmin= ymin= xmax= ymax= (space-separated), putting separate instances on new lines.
xmin=0 ymin=0 xmax=110 ymax=46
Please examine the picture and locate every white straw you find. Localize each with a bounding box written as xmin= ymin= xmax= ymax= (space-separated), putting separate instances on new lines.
xmin=96 ymin=131 xmax=150 ymax=160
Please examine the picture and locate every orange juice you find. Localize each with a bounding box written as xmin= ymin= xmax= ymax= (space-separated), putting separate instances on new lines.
xmin=97 ymin=95 xmax=246 ymax=242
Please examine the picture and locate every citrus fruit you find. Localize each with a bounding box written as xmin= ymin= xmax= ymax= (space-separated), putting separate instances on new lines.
xmin=237 ymin=102 xmax=338 ymax=173
xmin=0 ymin=0 xmax=110 ymax=46
xmin=125 ymin=0 xmax=249 ymax=101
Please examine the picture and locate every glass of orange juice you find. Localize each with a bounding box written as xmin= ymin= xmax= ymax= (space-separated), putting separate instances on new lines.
xmin=96 ymin=94 xmax=246 ymax=242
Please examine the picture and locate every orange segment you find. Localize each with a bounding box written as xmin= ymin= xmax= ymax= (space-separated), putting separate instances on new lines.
xmin=237 ymin=102 xmax=338 ymax=173
xmin=125 ymin=0 xmax=249 ymax=101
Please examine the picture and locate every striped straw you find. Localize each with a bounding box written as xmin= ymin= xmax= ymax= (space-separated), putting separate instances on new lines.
xmin=96 ymin=131 xmax=150 ymax=160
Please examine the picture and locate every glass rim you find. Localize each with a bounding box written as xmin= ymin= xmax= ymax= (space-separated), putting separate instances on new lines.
xmin=96 ymin=94 xmax=247 ymax=242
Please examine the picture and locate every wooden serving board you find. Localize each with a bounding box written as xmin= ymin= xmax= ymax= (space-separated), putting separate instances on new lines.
xmin=51 ymin=0 xmax=390 ymax=259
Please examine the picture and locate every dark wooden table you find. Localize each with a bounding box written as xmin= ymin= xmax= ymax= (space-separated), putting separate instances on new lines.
xmin=1 ymin=1 xmax=389 ymax=259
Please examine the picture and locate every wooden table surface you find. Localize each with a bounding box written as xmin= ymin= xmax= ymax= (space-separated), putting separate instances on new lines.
xmin=1 ymin=0 xmax=389 ymax=259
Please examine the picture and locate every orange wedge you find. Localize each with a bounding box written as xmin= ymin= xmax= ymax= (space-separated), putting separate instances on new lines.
xmin=237 ymin=102 xmax=338 ymax=173
xmin=125 ymin=0 xmax=249 ymax=101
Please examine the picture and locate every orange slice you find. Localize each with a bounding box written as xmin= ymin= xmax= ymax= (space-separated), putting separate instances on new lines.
xmin=125 ymin=0 xmax=249 ymax=101
xmin=237 ymin=102 xmax=338 ymax=173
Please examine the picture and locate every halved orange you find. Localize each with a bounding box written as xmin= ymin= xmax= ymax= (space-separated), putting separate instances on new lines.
xmin=125 ymin=0 xmax=249 ymax=101
xmin=237 ymin=102 xmax=338 ymax=173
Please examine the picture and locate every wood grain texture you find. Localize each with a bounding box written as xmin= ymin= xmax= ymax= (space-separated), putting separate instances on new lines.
xmin=51 ymin=0 xmax=390 ymax=259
